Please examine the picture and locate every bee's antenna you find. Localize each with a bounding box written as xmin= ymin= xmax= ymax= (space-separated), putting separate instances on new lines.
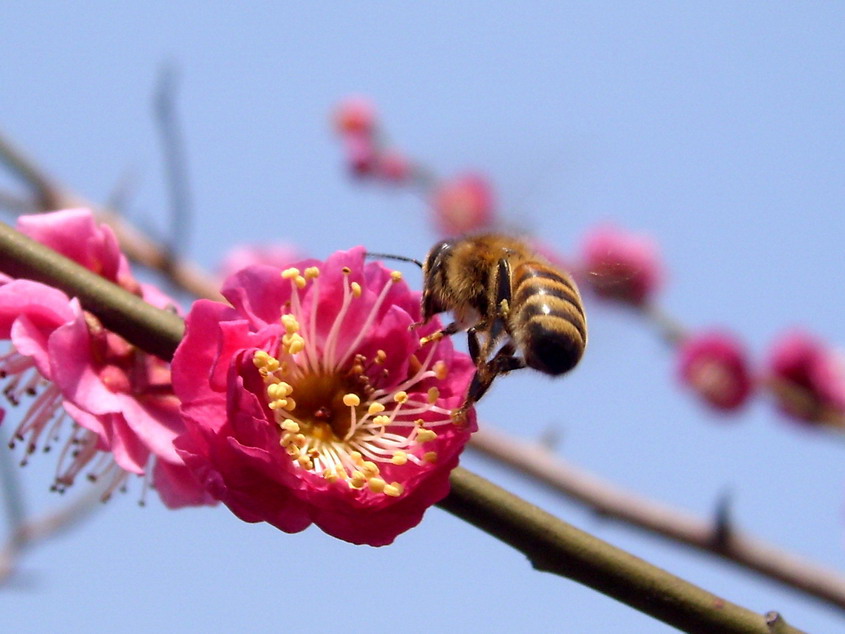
xmin=365 ymin=252 xmax=424 ymax=269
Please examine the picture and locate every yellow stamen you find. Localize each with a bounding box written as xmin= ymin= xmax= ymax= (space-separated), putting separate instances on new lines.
xmin=390 ymin=451 xmax=408 ymax=466
xmin=342 ymin=266 xmax=351 ymax=275
xmin=368 ymin=477 xmax=386 ymax=493
xmin=390 ymin=270 xmax=402 ymax=282
xmin=343 ymin=393 xmax=361 ymax=407
xmin=304 ymin=266 xmax=320 ymax=279
xmin=367 ymin=402 xmax=386 ymax=416
xmin=393 ymin=391 xmax=408 ymax=404
xmin=283 ymin=397 xmax=297 ymax=411
xmin=281 ymin=267 xmax=301 ymax=280
xmin=375 ymin=349 xmax=387 ymax=364
xmin=361 ymin=461 xmax=379 ymax=477
xmin=281 ymin=419 xmax=299 ymax=433
xmin=383 ymin=482 xmax=404 ymax=497
xmin=416 ymin=429 xmax=437 ymax=443
xmin=351 ymin=282 xmax=362 ymax=297
xmin=427 ymin=387 xmax=440 ymax=403
xmin=281 ymin=314 xmax=300 ymax=334
xmin=373 ymin=415 xmax=390 ymax=427
xmin=433 ymin=360 xmax=448 ymax=380
xmin=423 ymin=451 xmax=438 ymax=464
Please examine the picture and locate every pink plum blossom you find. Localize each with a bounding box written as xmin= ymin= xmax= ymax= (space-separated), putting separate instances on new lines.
xmin=677 ymin=331 xmax=753 ymax=412
xmin=0 ymin=209 xmax=213 ymax=507
xmin=766 ymin=330 xmax=845 ymax=426
xmin=172 ymin=247 xmax=477 ymax=545
xmin=578 ymin=224 xmax=663 ymax=306
xmin=431 ymin=173 xmax=496 ymax=237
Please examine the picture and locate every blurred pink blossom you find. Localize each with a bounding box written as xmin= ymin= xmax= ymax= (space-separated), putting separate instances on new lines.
xmin=578 ymin=224 xmax=663 ymax=306
xmin=333 ymin=96 xmax=378 ymax=137
xmin=766 ymin=330 xmax=845 ymax=426
xmin=172 ymin=247 xmax=476 ymax=545
xmin=0 ymin=209 xmax=213 ymax=507
xmin=432 ymin=173 xmax=496 ymax=236
xmin=677 ymin=331 xmax=753 ymax=412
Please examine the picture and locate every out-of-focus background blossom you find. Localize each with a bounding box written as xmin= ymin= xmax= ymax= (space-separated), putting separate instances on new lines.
xmin=2 ymin=4 xmax=845 ymax=633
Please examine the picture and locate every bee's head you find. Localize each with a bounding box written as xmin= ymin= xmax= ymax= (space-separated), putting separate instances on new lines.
xmin=421 ymin=239 xmax=455 ymax=321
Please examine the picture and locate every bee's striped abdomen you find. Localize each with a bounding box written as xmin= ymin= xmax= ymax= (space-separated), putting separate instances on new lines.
xmin=510 ymin=262 xmax=587 ymax=375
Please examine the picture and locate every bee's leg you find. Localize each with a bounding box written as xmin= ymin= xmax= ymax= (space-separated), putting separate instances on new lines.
xmin=455 ymin=343 xmax=525 ymax=419
xmin=418 ymin=321 xmax=462 ymax=345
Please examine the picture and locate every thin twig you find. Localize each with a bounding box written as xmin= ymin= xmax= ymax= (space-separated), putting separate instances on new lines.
xmin=154 ymin=63 xmax=192 ymax=253
xmin=0 ymin=128 xmax=220 ymax=300
xmin=0 ymin=484 xmax=107 ymax=585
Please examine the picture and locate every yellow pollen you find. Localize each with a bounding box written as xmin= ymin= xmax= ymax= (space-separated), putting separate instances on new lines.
xmin=375 ymin=349 xmax=387 ymax=364
xmin=285 ymin=444 xmax=299 ymax=457
xmin=383 ymin=482 xmax=404 ymax=497
xmin=361 ymin=461 xmax=380 ymax=477
xmin=368 ymin=477 xmax=386 ymax=493
xmin=423 ymin=451 xmax=438 ymax=464
xmin=297 ymin=455 xmax=314 ymax=470
xmin=253 ymin=350 xmax=280 ymax=372
xmin=281 ymin=314 xmax=300 ymax=334
xmin=268 ymin=383 xmax=292 ymax=399
xmin=416 ymin=428 xmax=437 ymax=443
xmin=268 ymin=398 xmax=287 ymax=410
xmin=323 ymin=468 xmax=338 ymax=483
xmin=304 ymin=266 xmax=320 ymax=279
xmin=281 ymin=419 xmax=299 ymax=433
xmin=343 ymin=393 xmax=361 ymax=407
xmin=414 ymin=419 xmax=425 ymax=427
xmin=433 ymin=360 xmax=448 ymax=380
xmin=350 ymin=471 xmax=366 ymax=489
xmin=280 ymin=433 xmax=294 ymax=448
xmin=286 ymin=334 xmax=305 ymax=355
xmin=281 ymin=267 xmax=301 ymax=280
xmin=420 ymin=331 xmax=443 ymax=346
xmin=390 ymin=270 xmax=402 ymax=282
xmin=408 ymin=354 xmax=422 ymax=375
xmin=373 ymin=415 xmax=390 ymax=427
xmin=393 ymin=391 xmax=408 ymax=404
xmin=427 ymin=387 xmax=440 ymax=403
xmin=351 ymin=282 xmax=362 ymax=297
xmin=367 ymin=402 xmax=386 ymax=416
xmin=283 ymin=397 xmax=297 ymax=411
xmin=342 ymin=266 xmax=351 ymax=275
xmin=390 ymin=451 xmax=408 ymax=466
xmin=350 ymin=451 xmax=363 ymax=464
xmin=294 ymin=275 xmax=306 ymax=289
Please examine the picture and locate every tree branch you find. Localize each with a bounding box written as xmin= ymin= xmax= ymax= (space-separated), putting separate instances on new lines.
xmin=470 ymin=425 xmax=845 ymax=612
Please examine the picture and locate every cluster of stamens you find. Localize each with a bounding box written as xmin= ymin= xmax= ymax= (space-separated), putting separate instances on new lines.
xmin=253 ymin=263 xmax=457 ymax=497
xmin=1 ymin=346 xmax=130 ymax=500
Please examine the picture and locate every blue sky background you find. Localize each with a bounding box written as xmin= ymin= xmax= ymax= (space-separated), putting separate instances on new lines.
xmin=1 ymin=3 xmax=845 ymax=632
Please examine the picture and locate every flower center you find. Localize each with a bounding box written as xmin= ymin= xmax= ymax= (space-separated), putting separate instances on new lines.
xmin=291 ymin=371 xmax=365 ymax=440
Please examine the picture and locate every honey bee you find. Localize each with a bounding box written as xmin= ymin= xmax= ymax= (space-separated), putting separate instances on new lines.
xmin=416 ymin=233 xmax=587 ymax=415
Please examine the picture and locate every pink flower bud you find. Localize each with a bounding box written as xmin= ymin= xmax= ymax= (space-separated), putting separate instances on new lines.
xmin=333 ymin=97 xmax=377 ymax=136
xmin=678 ymin=331 xmax=753 ymax=412
xmin=766 ymin=330 xmax=845 ymax=426
xmin=579 ymin=225 xmax=663 ymax=306
xmin=431 ymin=173 xmax=495 ymax=236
